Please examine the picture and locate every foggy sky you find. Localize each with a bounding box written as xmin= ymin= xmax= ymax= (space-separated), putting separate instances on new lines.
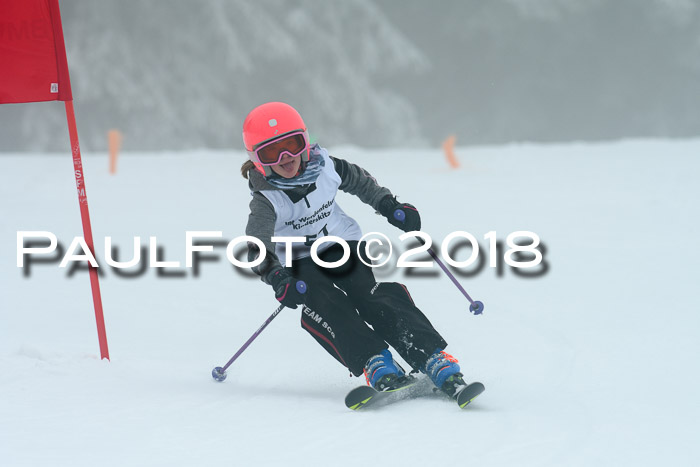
xmin=1 ymin=0 xmax=699 ymax=152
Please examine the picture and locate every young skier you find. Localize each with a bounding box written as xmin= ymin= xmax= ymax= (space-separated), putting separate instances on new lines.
xmin=240 ymin=101 xmax=467 ymax=397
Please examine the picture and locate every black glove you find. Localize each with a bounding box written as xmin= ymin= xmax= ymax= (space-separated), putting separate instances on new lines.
xmin=378 ymin=195 xmax=421 ymax=232
xmin=268 ymin=269 xmax=306 ymax=309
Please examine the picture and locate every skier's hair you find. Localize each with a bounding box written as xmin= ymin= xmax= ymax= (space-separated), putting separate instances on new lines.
xmin=240 ymin=160 xmax=256 ymax=179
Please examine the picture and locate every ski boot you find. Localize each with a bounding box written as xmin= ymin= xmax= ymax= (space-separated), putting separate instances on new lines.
xmin=424 ymin=349 xmax=485 ymax=407
xmin=363 ymin=349 xmax=411 ymax=392
xmin=423 ymin=349 xmax=466 ymax=396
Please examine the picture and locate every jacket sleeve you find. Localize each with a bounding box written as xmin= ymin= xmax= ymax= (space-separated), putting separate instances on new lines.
xmin=245 ymin=192 xmax=283 ymax=284
xmin=330 ymin=156 xmax=392 ymax=210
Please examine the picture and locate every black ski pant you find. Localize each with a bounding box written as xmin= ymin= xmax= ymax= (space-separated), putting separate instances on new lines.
xmin=289 ymin=241 xmax=447 ymax=377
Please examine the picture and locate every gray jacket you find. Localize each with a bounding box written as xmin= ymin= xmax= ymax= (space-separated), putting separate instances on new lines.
xmin=245 ymin=155 xmax=392 ymax=284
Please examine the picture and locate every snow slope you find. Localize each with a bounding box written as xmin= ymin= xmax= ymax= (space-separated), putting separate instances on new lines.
xmin=1 ymin=140 xmax=699 ymax=466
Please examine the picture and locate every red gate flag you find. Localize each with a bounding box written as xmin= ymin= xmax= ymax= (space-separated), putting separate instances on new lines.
xmin=0 ymin=0 xmax=73 ymax=103
xmin=1 ymin=0 xmax=110 ymax=360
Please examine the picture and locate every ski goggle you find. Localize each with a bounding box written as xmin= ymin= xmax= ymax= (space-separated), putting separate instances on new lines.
xmin=251 ymin=131 xmax=309 ymax=166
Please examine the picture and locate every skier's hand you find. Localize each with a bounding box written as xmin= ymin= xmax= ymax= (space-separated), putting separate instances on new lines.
xmin=269 ymin=269 xmax=306 ymax=309
xmin=379 ymin=195 xmax=421 ymax=232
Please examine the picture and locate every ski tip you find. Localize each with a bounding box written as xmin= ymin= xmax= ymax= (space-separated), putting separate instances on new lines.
xmin=348 ymin=397 xmax=373 ymax=410
xmin=457 ymin=382 xmax=485 ymax=409
xmin=344 ymin=385 xmax=378 ymax=410
xmin=471 ymin=381 xmax=485 ymax=391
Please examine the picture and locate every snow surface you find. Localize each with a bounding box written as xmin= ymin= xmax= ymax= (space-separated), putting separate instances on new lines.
xmin=1 ymin=140 xmax=699 ymax=466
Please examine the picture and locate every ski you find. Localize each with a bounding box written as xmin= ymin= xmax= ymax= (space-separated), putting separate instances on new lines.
xmin=345 ymin=377 xmax=485 ymax=410
xmin=344 ymin=376 xmax=424 ymax=410
xmin=453 ymin=381 xmax=485 ymax=409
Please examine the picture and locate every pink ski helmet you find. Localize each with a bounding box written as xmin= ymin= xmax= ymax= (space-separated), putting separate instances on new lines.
xmin=242 ymin=102 xmax=310 ymax=176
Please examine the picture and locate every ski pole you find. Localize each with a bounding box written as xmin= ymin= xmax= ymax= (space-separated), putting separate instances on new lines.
xmin=211 ymin=280 xmax=307 ymax=382
xmin=394 ymin=210 xmax=484 ymax=315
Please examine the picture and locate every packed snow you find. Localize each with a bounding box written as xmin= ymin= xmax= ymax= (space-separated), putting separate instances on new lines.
xmin=1 ymin=139 xmax=699 ymax=466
